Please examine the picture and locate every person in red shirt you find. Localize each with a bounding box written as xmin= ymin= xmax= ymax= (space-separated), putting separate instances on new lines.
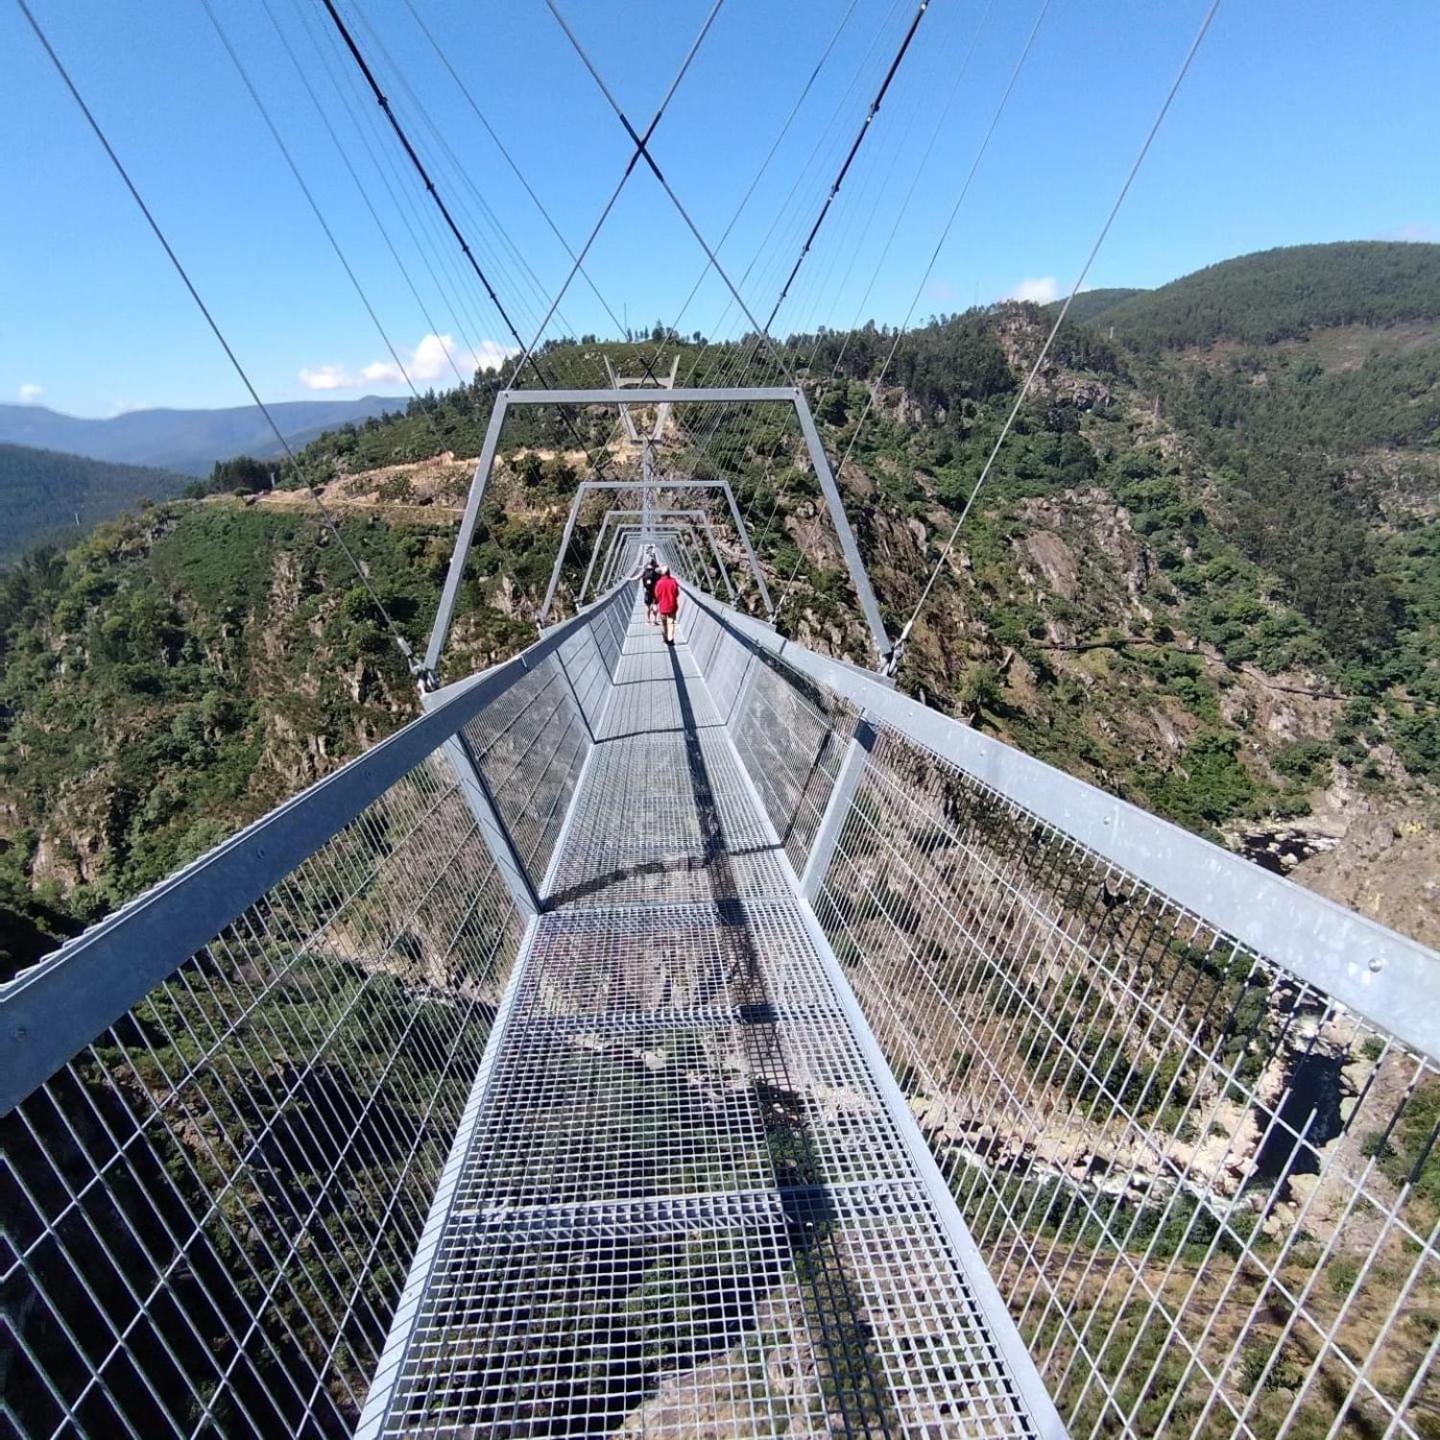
xmin=653 ymin=566 xmax=680 ymax=645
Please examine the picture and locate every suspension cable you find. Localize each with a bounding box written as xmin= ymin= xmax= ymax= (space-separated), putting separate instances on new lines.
xmin=669 ymin=0 xmax=930 ymax=534
xmin=766 ymin=0 xmax=1053 ymax=618
xmin=514 ymin=0 xmax=726 ymax=384
xmin=199 ymin=0 xmax=453 ymax=446
xmin=886 ymin=0 xmax=1224 ymax=677
xmin=16 ymin=0 xmax=427 ymax=677
xmin=317 ymin=0 xmax=613 ymax=478
xmin=761 ymin=0 xmax=930 ymax=337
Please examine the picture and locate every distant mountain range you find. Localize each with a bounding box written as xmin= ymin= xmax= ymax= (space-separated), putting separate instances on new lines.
xmin=0 ymin=395 xmax=405 ymax=476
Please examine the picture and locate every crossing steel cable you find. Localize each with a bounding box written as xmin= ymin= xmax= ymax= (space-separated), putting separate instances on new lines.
xmin=262 ymin=0 xmax=474 ymax=395
xmin=658 ymin=0 xmax=861 ymax=352
xmin=633 ymin=0 xmax=920 ymax=489
xmin=643 ymin=0 xmax=864 ymax=395
xmin=14 ymin=0 xmax=426 ymax=676
xmin=885 ymin=0 xmax=1224 ymax=676
xmin=668 ymin=0 xmax=904 ymax=486
xmin=343 ymin=3 xmax=584 ymax=345
xmin=199 ymin=0 xmax=461 ymax=459
xmin=761 ymin=0 xmax=931 ymax=337
xmin=641 ymin=0 xmax=870 ymax=484
xmin=771 ymin=0 xmax=1056 ymax=619
xmin=742 ymin=0 xmax=998 ymax=546
xmin=512 ymin=0 xmax=727 ymax=383
xmin=824 ymin=0 xmax=997 ymax=378
xmin=398 ymin=0 xmax=669 ymax=388
xmin=290 ymin=0 xmax=507 ymax=384
xmin=317 ymin=0 xmax=613 ymax=478
xmin=548 ymin=0 xmax=862 ymax=410
xmin=688 ymin=0 xmax=948 ymax=553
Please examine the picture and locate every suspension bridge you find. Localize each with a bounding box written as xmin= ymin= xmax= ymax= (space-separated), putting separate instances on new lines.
xmin=6 ymin=1 xmax=1439 ymax=1437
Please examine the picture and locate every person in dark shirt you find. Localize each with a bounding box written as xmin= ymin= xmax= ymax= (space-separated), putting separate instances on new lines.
xmin=654 ymin=566 xmax=680 ymax=645
xmin=640 ymin=554 xmax=660 ymax=625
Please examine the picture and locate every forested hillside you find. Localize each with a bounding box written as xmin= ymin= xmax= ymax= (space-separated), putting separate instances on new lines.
xmin=1094 ymin=241 xmax=1440 ymax=347
xmin=2 ymin=241 xmax=1436 ymax=969
xmin=0 ymin=444 xmax=189 ymax=564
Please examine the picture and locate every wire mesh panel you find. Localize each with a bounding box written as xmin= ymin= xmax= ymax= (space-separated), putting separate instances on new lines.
xmin=681 ymin=594 xmax=1440 ymax=1440
xmin=681 ymin=595 xmax=861 ymax=877
xmin=460 ymin=616 xmax=613 ymax=881
xmin=374 ymin=895 xmax=1041 ymax=1440
xmin=813 ymin=726 xmax=1440 ymax=1440
xmin=684 ymin=602 xmax=1440 ymax=1439
xmin=2 ymin=593 xmax=633 ymax=1440
xmin=3 ymin=755 xmax=526 ymax=1439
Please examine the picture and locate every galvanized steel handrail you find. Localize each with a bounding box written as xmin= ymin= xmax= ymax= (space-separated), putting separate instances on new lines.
xmin=680 ymin=583 xmax=1440 ymax=1062
xmin=0 ymin=584 xmax=632 ymax=1117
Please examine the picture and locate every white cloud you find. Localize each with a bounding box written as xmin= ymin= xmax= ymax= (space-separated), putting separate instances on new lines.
xmin=18 ymin=382 xmax=43 ymax=404
xmin=1389 ymin=221 xmax=1440 ymax=243
xmin=1007 ymin=276 xmax=1060 ymax=304
xmin=298 ymin=363 xmax=356 ymax=392
xmin=300 ymin=334 xmax=514 ymax=392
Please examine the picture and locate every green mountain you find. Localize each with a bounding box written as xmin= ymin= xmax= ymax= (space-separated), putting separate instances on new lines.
xmin=3 ymin=241 xmax=1437 ymax=969
xmin=1045 ymin=287 xmax=1146 ymax=325
xmin=1096 ymin=240 xmax=1440 ymax=348
xmin=0 ymin=395 xmax=405 ymax=475
xmin=0 ymin=444 xmax=190 ymax=565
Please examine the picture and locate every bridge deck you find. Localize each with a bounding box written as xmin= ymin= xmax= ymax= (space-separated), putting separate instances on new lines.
xmin=371 ymin=606 xmax=1034 ymax=1437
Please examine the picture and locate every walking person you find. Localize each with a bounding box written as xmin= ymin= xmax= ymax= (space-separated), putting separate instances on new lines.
xmin=640 ymin=552 xmax=660 ymax=626
xmin=654 ymin=565 xmax=680 ymax=646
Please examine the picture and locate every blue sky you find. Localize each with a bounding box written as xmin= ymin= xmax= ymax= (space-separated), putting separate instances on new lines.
xmin=3 ymin=0 xmax=1437 ymax=418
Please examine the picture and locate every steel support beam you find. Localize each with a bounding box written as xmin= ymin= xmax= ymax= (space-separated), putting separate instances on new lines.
xmin=438 ymin=734 xmax=541 ymax=918
xmin=799 ymin=715 xmax=876 ymax=902
xmin=425 ymin=394 xmax=510 ymax=677
xmin=793 ymin=393 xmax=891 ymax=662
xmin=501 ymin=386 xmax=793 ymax=405
xmin=605 ymin=526 xmax=689 ymax=587
xmin=582 ymin=509 xmax=728 ymax=604
xmin=540 ymin=478 xmax=762 ymax=622
xmin=430 ymin=388 xmax=886 ymax=671
xmin=598 ymin=524 xmax=701 ymax=594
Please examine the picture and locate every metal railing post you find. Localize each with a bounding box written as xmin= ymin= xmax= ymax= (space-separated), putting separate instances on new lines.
xmin=439 ymin=732 xmax=541 ymax=918
xmin=791 ymin=388 xmax=891 ymax=661
xmin=799 ymin=714 xmax=876 ymax=902
xmin=426 ymin=393 xmax=510 ymax=675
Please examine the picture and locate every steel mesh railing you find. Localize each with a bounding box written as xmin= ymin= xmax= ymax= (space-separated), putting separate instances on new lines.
xmin=1 ymin=588 xmax=631 ymax=1440
xmin=685 ymin=590 xmax=1440 ymax=1440
xmin=7 ymin=576 xmax=1436 ymax=1440
xmin=459 ymin=600 xmax=623 ymax=880
xmin=684 ymin=595 xmax=859 ymax=877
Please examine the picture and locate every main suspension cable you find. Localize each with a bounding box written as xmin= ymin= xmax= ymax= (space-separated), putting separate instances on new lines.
xmin=16 ymin=0 xmax=425 ymax=677
xmin=887 ymin=0 xmax=1224 ymax=677
xmin=761 ymin=0 xmax=930 ymax=337
xmin=769 ymin=0 xmax=1052 ymax=620
xmin=317 ymin=0 xmax=612 ymax=478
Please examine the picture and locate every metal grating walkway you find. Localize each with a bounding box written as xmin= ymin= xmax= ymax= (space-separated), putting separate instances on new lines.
xmin=369 ymin=606 xmax=1037 ymax=1438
